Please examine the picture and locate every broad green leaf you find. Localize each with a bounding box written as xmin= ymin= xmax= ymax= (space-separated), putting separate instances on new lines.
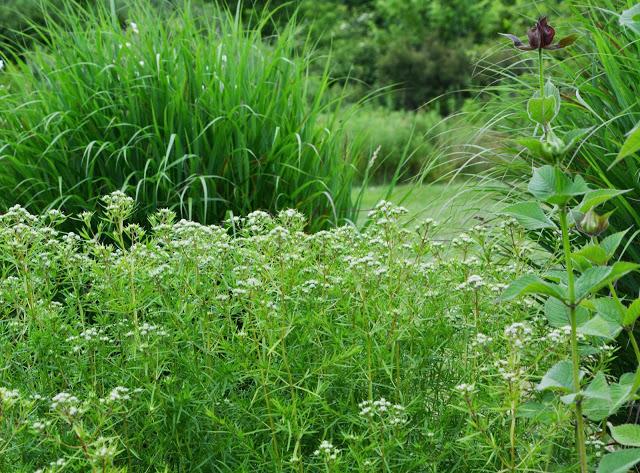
xmin=611 ymin=424 xmax=640 ymax=447
xmin=577 ymin=189 xmax=629 ymax=213
xmin=624 ymin=299 xmax=640 ymax=326
xmin=597 ymin=448 xmax=640 ymax=473
xmin=574 ymin=243 xmax=609 ymax=266
xmin=613 ymin=123 xmax=640 ymax=167
xmin=503 ymin=201 xmax=556 ymax=230
xmin=583 ymin=372 xmax=611 ymax=421
xmin=537 ymin=360 xmax=581 ymax=392
xmin=594 ymin=298 xmax=626 ymax=324
xmin=528 ymin=165 xmax=590 ymax=205
xmin=502 ymin=274 xmax=565 ymax=302
xmin=578 ymin=315 xmax=622 ymax=340
xmin=620 ymin=4 xmax=640 ymax=35
xmin=574 ymin=263 xmax=640 ymax=301
xmin=528 ymin=96 xmax=557 ymax=126
xmin=544 ymin=297 xmax=589 ymax=327
xmin=608 ymin=374 xmax=636 ymax=417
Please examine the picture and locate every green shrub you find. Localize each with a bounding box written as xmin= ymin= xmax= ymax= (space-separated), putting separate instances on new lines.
xmin=0 ymin=195 xmax=568 ymax=471
xmin=0 ymin=1 xmax=359 ymax=230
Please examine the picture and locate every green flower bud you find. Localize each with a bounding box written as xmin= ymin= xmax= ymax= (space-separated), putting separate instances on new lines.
xmin=577 ymin=208 xmax=610 ymax=236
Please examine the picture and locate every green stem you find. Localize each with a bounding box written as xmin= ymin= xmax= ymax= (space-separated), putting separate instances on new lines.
xmin=538 ymin=48 xmax=548 ymax=136
xmin=538 ymin=49 xmax=545 ymax=98
xmin=559 ymin=206 xmax=588 ymax=473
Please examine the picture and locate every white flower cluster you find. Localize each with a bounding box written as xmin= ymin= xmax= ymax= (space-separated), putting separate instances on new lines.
xmin=125 ymin=322 xmax=168 ymax=338
xmin=456 ymin=383 xmax=475 ymax=395
xmin=67 ymin=327 xmax=111 ymax=352
xmin=34 ymin=458 xmax=66 ymax=473
xmin=472 ymin=333 xmax=493 ymax=348
xmin=495 ymin=359 xmax=525 ymax=383
xmin=50 ymin=392 xmax=81 ymax=417
xmin=0 ymin=386 xmax=20 ymax=406
xmin=358 ymin=398 xmax=407 ymax=425
xmin=101 ymin=386 xmax=131 ymax=404
xmin=452 ymin=233 xmax=473 ymax=248
xmin=457 ymin=274 xmax=485 ymax=291
xmin=101 ymin=191 xmax=135 ymax=220
xmin=546 ymin=326 xmax=572 ymax=343
xmin=313 ymin=440 xmax=340 ymax=461
xmin=504 ymin=322 xmax=533 ymax=348
xmin=31 ymin=420 xmax=51 ymax=432
xmin=367 ymin=200 xmax=408 ymax=226
xmin=92 ymin=437 xmax=118 ymax=463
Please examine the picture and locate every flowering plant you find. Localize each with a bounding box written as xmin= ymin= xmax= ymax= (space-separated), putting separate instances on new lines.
xmin=500 ymin=15 xmax=640 ymax=473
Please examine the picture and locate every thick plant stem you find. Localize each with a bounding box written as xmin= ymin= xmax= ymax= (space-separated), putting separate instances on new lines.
xmin=559 ymin=207 xmax=588 ymax=473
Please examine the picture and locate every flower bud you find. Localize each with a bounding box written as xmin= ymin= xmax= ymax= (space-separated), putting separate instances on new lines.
xmin=577 ymin=208 xmax=610 ymax=236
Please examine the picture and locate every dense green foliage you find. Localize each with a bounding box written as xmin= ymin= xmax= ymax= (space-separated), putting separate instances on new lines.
xmin=1 ymin=195 xmax=579 ymax=472
xmin=0 ymin=3 xmax=359 ymax=229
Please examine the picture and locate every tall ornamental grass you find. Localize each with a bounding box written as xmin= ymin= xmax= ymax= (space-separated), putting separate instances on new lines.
xmin=0 ymin=1 xmax=359 ymax=230
xmin=479 ymin=1 xmax=640 ymax=268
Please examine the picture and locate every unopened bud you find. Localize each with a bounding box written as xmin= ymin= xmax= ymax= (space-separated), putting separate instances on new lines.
xmin=578 ymin=208 xmax=610 ymax=236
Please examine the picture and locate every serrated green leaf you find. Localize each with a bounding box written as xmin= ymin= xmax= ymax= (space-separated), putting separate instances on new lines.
xmin=611 ymin=424 xmax=640 ymax=447
xmin=503 ymin=201 xmax=556 ymax=230
xmin=502 ymin=274 xmax=566 ymax=302
xmin=537 ymin=360 xmax=581 ymax=392
xmin=544 ymin=297 xmax=589 ymax=327
xmin=624 ymin=299 xmax=640 ymax=326
xmin=597 ymin=448 xmax=640 ymax=473
xmin=594 ymin=298 xmax=625 ymax=324
xmin=574 ymin=243 xmax=609 ymax=266
xmin=528 ymin=165 xmax=590 ymax=205
xmin=578 ymin=315 xmax=622 ymax=339
xmin=601 ymin=230 xmax=629 ymax=260
xmin=577 ymin=189 xmax=629 ymax=213
xmin=574 ymin=263 xmax=640 ymax=301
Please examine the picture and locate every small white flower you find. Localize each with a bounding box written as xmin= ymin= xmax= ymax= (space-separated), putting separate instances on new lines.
xmin=130 ymin=22 xmax=139 ymax=34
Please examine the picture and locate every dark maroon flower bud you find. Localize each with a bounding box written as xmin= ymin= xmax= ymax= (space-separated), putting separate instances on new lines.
xmin=500 ymin=16 xmax=577 ymax=51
